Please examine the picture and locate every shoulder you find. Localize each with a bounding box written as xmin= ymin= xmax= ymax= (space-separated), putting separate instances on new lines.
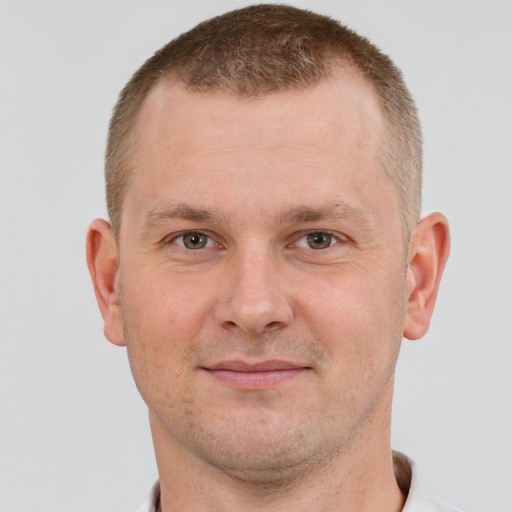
xmin=394 ymin=451 xmax=462 ymax=512
xmin=137 ymin=480 xmax=160 ymax=512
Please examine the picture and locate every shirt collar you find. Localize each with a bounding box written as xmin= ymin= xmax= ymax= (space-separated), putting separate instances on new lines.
xmin=139 ymin=452 xmax=458 ymax=512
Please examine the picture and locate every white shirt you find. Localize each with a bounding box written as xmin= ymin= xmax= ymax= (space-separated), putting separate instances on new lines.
xmin=138 ymin=452 xmax=460 ymax=512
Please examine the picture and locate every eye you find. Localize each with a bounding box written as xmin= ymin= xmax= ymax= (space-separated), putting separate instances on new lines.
xmin=295 ymin=232 xmax=338 ymax=249
xmin=173 ymin=232 xmax=214 ymax=250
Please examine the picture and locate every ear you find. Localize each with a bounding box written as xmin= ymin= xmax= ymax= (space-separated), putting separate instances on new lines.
xmin=86 ymin=219 xmax=125 ymax=346
xmin=403 ymin=212 xmax=450 ymax=340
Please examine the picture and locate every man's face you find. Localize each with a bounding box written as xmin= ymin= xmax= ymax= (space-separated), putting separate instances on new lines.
xmin=115 ymin=75 xmax=409 ymax=480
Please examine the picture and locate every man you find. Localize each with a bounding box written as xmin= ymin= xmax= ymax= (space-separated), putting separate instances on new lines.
xmin=87 ymin=4 xmax=452 ymax=511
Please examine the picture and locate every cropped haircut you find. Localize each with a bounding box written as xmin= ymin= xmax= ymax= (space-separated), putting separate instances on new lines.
xmin=106 ymin=4 xmax=422 ymax=242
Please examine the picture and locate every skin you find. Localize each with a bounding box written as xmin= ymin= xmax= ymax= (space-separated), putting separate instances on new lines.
xmin=87 ymin=74 xmax=450 ymax=511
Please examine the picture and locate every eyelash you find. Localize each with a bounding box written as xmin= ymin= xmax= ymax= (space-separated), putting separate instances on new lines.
xmin=291 ymin=231 xmax=344 ymax=250
xmin=166 ymin=230 xmax=345 ymax=251
xmin=168 ymin=231 xmax=218 ymax=250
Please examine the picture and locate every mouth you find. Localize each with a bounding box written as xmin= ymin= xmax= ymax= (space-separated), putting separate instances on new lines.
xmin=202 ymin=360 xmax=310 ymax=390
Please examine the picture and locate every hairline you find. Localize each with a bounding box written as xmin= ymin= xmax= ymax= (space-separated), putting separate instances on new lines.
xmin=111 ymin=68 xmax=416 ymax=248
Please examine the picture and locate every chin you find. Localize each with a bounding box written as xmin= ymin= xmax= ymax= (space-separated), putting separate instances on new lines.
xmin=178 ymin=413 xmax=338 ymax=486
xmin=201 ymin=441 xmax=320 ymax=486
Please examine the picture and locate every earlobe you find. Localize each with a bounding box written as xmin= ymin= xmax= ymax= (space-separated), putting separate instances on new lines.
xmin=86 ymin=219 xmax=125 ymax=346
xmin=403 ymin=212 xmax=450 ymax=340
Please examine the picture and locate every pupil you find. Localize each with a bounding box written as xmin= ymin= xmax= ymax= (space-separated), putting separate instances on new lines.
xmin=185 ymin=233 xmax=206 ymax=249
xmin=308 ymin=232 xmax=331 ymax=249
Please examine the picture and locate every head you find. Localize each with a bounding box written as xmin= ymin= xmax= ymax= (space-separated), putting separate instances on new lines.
xmin=88 ymin=4 xmax=449 ymax=487
xmin=105 ymin=4 xmax=422 ymax=244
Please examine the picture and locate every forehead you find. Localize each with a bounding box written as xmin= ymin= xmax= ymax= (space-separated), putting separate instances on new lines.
xmin=135 ymin=73 xmax=383 ymax=163
xmin=124 ymin=75 xmax=396 ymax=234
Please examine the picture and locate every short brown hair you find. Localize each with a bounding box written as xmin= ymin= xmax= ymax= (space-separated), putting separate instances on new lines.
xmin=106 ymin=4 xmax=421 ymax=240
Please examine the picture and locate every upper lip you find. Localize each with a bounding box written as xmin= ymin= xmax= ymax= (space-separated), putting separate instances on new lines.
xmin=205 ymin=360 xmax=308 ymax=372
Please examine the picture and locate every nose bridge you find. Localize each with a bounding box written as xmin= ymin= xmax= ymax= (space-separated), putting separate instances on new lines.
xmin=215 ymin=240 xmax=293 ymax=333
xmin=236 ymin=243 xmax=276 ymax=302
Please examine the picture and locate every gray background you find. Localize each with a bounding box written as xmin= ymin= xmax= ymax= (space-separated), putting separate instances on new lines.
xmin=0 ymin=1 xmax=510 ymax=511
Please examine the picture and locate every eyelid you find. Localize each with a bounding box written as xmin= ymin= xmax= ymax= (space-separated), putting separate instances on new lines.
xmin=164 ymin=230 xmax=220 ymax=249
xmin=290 ymin=230 xmax=348 ymax=248
xmin=161 ymin=229 xmax=349 ymax=250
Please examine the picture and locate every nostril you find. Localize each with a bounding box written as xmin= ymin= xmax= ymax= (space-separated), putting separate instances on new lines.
xmin=214 ymin=292 xmax=294 ymax=334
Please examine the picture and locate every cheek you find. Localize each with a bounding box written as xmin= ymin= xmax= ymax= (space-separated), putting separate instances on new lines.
xmin=299 ymin=265 xmax=407 ymax=368
xmin=119 ymin=268 xmax=217 ymax=386
xmin=124 ymin=265 xmax=215 ymax=334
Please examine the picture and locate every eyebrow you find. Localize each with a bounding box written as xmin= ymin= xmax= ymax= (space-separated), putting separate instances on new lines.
xmin=144 ymin=203 xmax=228 ymax=228
xmin=143 ymin=201 xmax=373 ymax=230
xmin=279 ymin=204 xmax=372 ymax=225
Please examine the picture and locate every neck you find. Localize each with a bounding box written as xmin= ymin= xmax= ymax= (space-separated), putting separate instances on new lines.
xmin=151 ymin=386 xmax=404 ymax=512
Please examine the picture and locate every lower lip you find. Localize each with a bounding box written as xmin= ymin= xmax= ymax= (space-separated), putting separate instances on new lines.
xmin=205 ymin=368 xmax=306 ymax=390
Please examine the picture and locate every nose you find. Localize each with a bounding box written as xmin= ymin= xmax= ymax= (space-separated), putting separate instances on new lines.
xmin=214 ymin=246 xmax=294 ymax=334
